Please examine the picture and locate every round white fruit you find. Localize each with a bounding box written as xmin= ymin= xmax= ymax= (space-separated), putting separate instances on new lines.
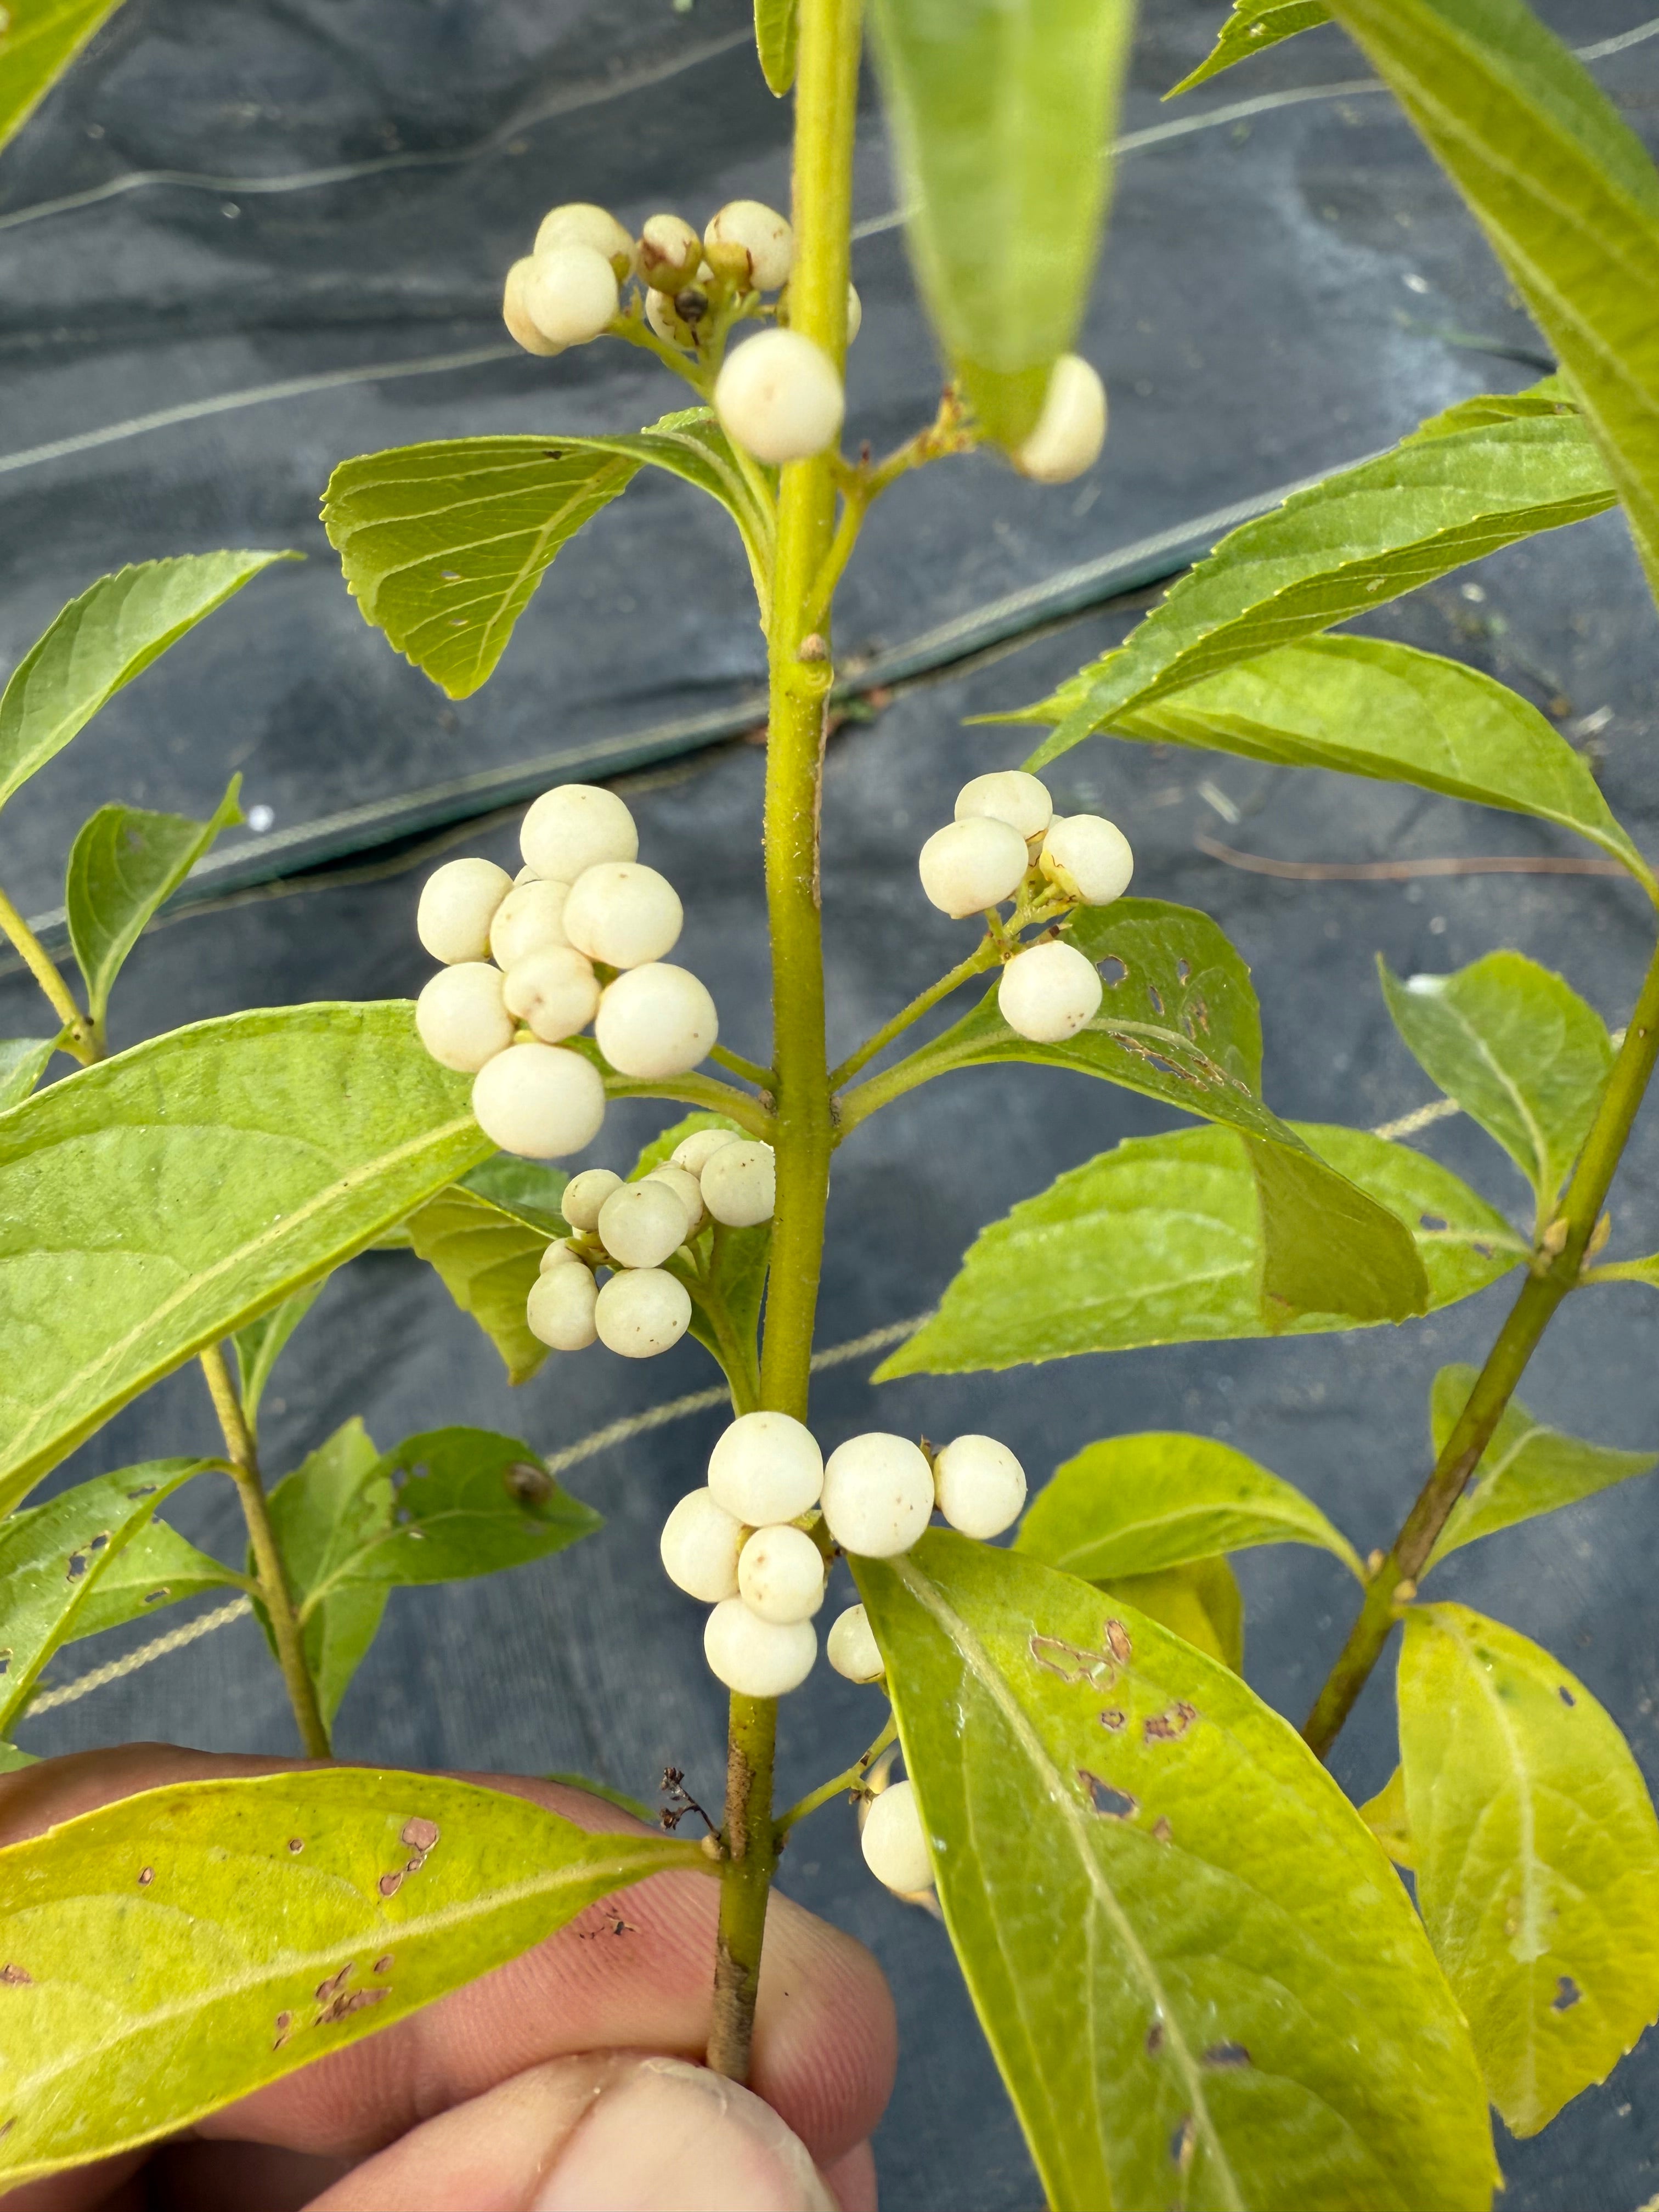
xmin=489 ymin=878 xmax=572 ymax=969
xmin=704 ymin=199 xmax=793 ymax=291
xmin=563 ymin=862 xmax=683 ymax=970
xmin=595 ymin=963 xmax=716 ymax=1077
xmin=501 ymin=258 xmax=563 ymax=357
xmin=659 ymin=1488 xmax=743 ymax=1602
xmin=1013 ymin=353 xmax=1108 ymax=485
xmin=933 ymin=1434 xmax=1028 ymax=1539
xmin=715 ymin=331 xmax=844 ymax=465
xmin=416 ymin=856 xmax=513 ymax=964
xmin=737 ymin=1523 xmax=826 ymax=1625
xmin=707 ymin=1410 xmax=823 ymax=1526
xmin=954 ymin=770 xmax=1052 ymax=846
xmin=646 ymin=1161 xmax=705 ymax=1237
xmin=525 ymin=1262 xmax=599 ymax=1350
xmin=997 ymin=940 xmax=1103 ymax=1044
xmin=520 ymin=785 xmax=637 ymax=883
xmin=674 ymin=1127 xmax=740 ymax=1177
xmin=502 ymin=945 xmax=602 ymax=1044
xmin=636 ymin=212 xmax=702 ymax=292
xmin=596 ymin=1179 xmax=690 ymax=1269
xmin=703 ymin=1599 xmax=817 ymax=1696
xmin=861 ymin=1779 xmax=933 ymax=1894
xmin=471 ymin=1042 xmax=607 ymax=1158
xmin=827 ymin=1604 xmax=885 ymax=1684
xmin=539 ymin=1237 xmax=582 ymax=1273
xmin=523 ymin=244 xmax=620 ymax=347
xmin=415 ymin=963 xmax=514 ymax=1073
xmin=594 ymin=1267 xmax=691 ymax=1357
xmin=1040 ymin=813 xmax=1134 ymax=906
xmin=700 ymin=1139 xmax=775 ymax=1227
xmin=561 ymin=1166 xmax=622 ymax=1232
xmin=820 ymin=1433 xmax=934 ymax=1559
xmin=917 ymin=816 xmax=1030 ymax=919
xmin=533 ymin=201 xmax=635 ymax=270
xmin=644 ymin=287 xmax=691 ymax=348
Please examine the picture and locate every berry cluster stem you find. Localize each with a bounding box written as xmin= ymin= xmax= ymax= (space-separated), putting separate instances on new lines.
xmin=707 ymin=0 xmax=864 ymax=2087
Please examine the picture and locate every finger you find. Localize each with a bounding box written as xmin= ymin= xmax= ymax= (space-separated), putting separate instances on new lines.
xmin=822 ymin=2141 xmax=878 ymax=2212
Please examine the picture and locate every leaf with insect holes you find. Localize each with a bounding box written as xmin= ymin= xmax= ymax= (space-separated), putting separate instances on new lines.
xmin=232 ymin=1280 xmax=327 ymax=1438
xmin=877 ymin=1121 xmax=1523 ymax=1378
xmin=1380 ymin=952 xmax=1612 ymax=1216
xmin=61 ymin=1516 xmax=242 ymax=1645
xmin=66 ymin=778 xmax=244 ymax=1027
xmin=1424 ymin=1365 xmax=1656 ymax=1569
xmin=0 ymin=0 xmax=132 ymax=154
xmin=1096 ymin=1556 xmax=1245 ymax=1672
xmin=404 ymin=1186 xmax=556 ymax=1387
xmin=867 ymin=0 xmax=1134 ymax=449
xmin=0 ymin=1768 xmax=705 ymax=2186
xmin=1167 ymin=0 xmax=1330 ymax=94
xmin=0 ymin=555 xmax=295 ymax=813
xmin=322 ymin=413 xmax=775 ymax=699
xmin=0 ymin=1003 xmax=492 ymax=1519
xmin=0 ymin=1041 xmax=54 ymax=1110
xmin=1019 ymin=1431 xmax=1364 ymax=1583
xmin=856 ymin=1534 xmax=1498 ymax=2210
xmin=1399 ymin=1603 xmax=1659 ymax=2134
xmin=754 ymin=0 xmax=798 ymax=92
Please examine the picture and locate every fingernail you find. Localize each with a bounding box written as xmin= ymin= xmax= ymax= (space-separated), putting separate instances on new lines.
xmin=533 ymin=2055 xmax=837 ymax=2212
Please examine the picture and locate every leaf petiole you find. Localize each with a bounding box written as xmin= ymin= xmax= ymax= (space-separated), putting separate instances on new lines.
xmin=774 ymin=1709 xmax=898 ymax=1841
xmin=0 ymin=881 xmax=96 ymax=1063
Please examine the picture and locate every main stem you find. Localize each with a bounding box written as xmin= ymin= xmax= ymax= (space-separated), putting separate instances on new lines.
xmin=1303 ymin=929 xmax=1659 ymax=1757
xmin=0 ymin=882 xmax=97 ymax=1063
xmin=199 ymin=1344 xmax=331 ymax=1760
xmin=706 ymin=0 xmax=862 ymax=2084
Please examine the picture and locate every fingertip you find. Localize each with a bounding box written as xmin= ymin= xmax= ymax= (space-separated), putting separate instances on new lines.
xmin=823 ymin=2139 xmax=878 ymax=2212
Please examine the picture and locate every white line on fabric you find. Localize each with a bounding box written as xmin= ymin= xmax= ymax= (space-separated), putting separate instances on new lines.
xmin=26 ymin=1596 xmax=255 ymax=1716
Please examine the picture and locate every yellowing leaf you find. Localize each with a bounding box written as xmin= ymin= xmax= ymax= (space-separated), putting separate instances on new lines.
xmin=1096 ymin=1555 xmax=1245 ymax=1671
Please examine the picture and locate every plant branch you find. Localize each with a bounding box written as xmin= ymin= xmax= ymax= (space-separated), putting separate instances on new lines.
xmin=775 ymin=1711 xmax=898 ymax=1840
xmin=199 ymin=1344 xmax=331 ymax=1760
xmin=602 ymin=1071 xmax=774 ymax=1138
xmin=0 ymin=882 xmax=97 ymax=1063
xmin=708 ymin=1043 xmax=776 ymax=1090
xmin=830 ymin=936 xmax=1001 ymax=1090
xmin=1302 ymin=928 xmax=1659 ymax=1758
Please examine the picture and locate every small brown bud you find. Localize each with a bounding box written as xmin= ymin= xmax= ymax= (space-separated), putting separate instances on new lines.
xmin=798 ymin=633 xmax=829 ymax=663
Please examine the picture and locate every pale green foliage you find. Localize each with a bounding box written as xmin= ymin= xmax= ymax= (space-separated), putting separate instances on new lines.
xmin=1091 ymin=1556 xmax=1245 ymax=1671
xmin=857 ymin=1534 xmax=1498 ymax=2210
xmin=1380 ymin=952 xmax=1613 ymax=1217
xmin=261 ymin=1420 xmax=392 ymax=1723
xmin=232 ymin=1280 xmax=326 ymax=1437
xmin=1399 ymin=1604 xmax=1659 ymax=2134
xmin=1425 ymin=1366 xmax=1656 ymax=1567
xmin=867 ymin=0 xmax=1135 ymax=448
xmin=65 ymin=1514 xmax=241 ymax=1643
xmin=322 ymin=413 xmax=775 ymax=699
xmin=0 ymin=1005 xmax=492 ymax=1515
xmin=66 ymin=777 xmax=244 ymax=1028
xmin=1359 ymin=1767 xmax=1414 ymax=1870
xmin=1166 ymin=0 xmax=1330 ymax=94
xmin=0 ymin=1040 xmax=54 ymax=1108
xmin=0 ymin=0 xmax=132 ymax=154
xmin=754 ymin=0 xmax=799 ymax=93
xmin=1019 ymin=1431 xmax=1363 ymax=1582
xmin=405 ymin=1185 xmax=556 ymax=1386
xmin=0 ymin=1768 xmax=704 ymax=2185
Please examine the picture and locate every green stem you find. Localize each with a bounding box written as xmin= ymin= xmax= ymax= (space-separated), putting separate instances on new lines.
xmin=830 ymin=936 xmax=1001 ymax=1090
xmin=1303 ymin=928 xmax=1659 ymax=1758
xmin=0 ymin=882 xmax=97 ymax=1063
xmin=199 ymin=1345 xmax=331 ymax=1760
xmin=602 ymin=1072 xmax=774 ymax=1137
xmin=775 ymin=1710 xmax=898 ymax=1839
xmin=708 ymin=1043 xmax=777 ymax=1091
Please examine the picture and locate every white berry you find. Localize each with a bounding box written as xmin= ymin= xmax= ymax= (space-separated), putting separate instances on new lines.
xmin=1014 ymin=353 xmax=1108 ymax=485
xmin=700 ymin=1139 xmax=775 ymax=1227
xmin=502 ymin=258 xmax=563 ymax=357
xmin=526 ymin=1263 xmax=599 ymax=1350
xmin=955 ymin=771 xmax=1052 ymax=847
xmin=533 ymin=202 xmax=635 ymax=272
xmin=490 ymin=879 xmax=572 ymax=969
xmin=820 ymin=1434 xmax=934 ymax=1558
xmin=646 ymin=1161 xmax=706 ymax=1236
xmin=502 ymin=945 xmax=602 ymax=1043
xmin=861 ymin=1779 xmax=933 ymax=1894
xmin=918 ymin=816 xmax=1030 ymax=919
xmin=594 ymin=1267 xmax=692 ymax=1357
xmin=933 ymin=1435 xmax=1028 ymax=1539
xmin=539 ymin=1237 xmax=582 ymax=1273
xmin=704 ymin=200 xmax=793 ymax=291
xmin=660 ymin=1488 xmax=743 ymax=1602
xmin=563 ymin=862 xmax=683 ymax=970
xmin=636 ymin=212 xmax=702 ymax=292
xmin=704 ymin=1599 xmax=817 ymax=1696
xmin=1040 ymin=814 xmax=1134 ymax=906
xmin=595 ymin=963 xmax=716 ymax=1077
xmin=561 ymin=1166 xmax=622 ymax=1231
xmin=708 ymin=1410 xmax=823 ymax=1526
xmin=674 ymin=1127 xmax=740 ymax=1177
xmin=827 ymin=1604 xmax=884 ymax=1684
xmin=997 ymin=940 xmax=1103 ymax=1043
xmin=596 ymin=1178 xmax=689 ymax=1269
xmin=520 ymin=785 xmax=637 ymax=882
xmin=738 ymin=1523 xmax=826 ymax=1624
xmin=416 ymin=857 xmax=513 ymax=964
xmin=523 ymin=244 xmax=620 ymax=347
xmin=645 ymin=287 xmax=695 ymax=348
xmin=471 ymin=1042 xmax=607 ymax=1158
xmin=415 ymin=963 xmax=514 ymax=1073
xmin=715 ymin=331 xmax=844 ymax=465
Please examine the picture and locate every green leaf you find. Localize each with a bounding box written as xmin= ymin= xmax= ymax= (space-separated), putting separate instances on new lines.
xmin=261 ymin=1420 xmax=390 ymax=1725
xmin=0 ymin=1460 xmax=213 ymax=1729
xmin=0 ymin=1003 xmax=492 ymax=1517
xmin=0 ymin=1767 xmax=705 ymax=2186
xmin=0 ymin=0 xmax=132 ymax=155
xmin=1380 ymin=951 xmax=1612 ymax=1217
xmin=544 ymin=1772 xmax=656 ymax=1823
xmin=1015 ymin=393 xmax=1613 ymax=764
xmin=1425 ymin=1365 xmax=1656 ymax=1569
xmin=0 ymin=1040 xmax=53 ymax=1109
xmin=1166 ymin=1 xmax=1329 ymax=95
xmin=1399 ymin=1603 xmax=1659 ymax=2135
xmin=66 ymin=777 xmax=244 ymax=1028
xmin=1359 ymin=1767 xmax=1415 ymax=1871
xmin=63 ymin=1515 xmax=241 ymax=1644
xmin=322 ymin=413 xmax=775 ymax=700
xmin=1097 ymin=1556 xmax=1245 ymax=1672
xmin=1116 ymin=637 xmax=1652 ymax=886
xmin=232 ymin=1280 xmax=327 ymax=1438
xmin=460 ymin=1156 xmax=568 ymax=1234
xmin=856 ymin=1534 xmax=1498 ymax=2211
xmin=0 ymin=555 xmax=295 ymax=814
xmin=754 ymin=0 xmax=798 ymax=93
xmin=0 ymin=1742 xmax=37 ymax=1772
xmin=1019 ymin=1431 xmax=1364 ymax=1582
xmin=867 ymin=0 xmax=1136 ymax=449
xmin=405 ymin=1184 xmax=554 ymax=1386
xmin=1321 ymin=0 xmax=1659 ymax=607
xmin=876 ymin=1121 xmax=1522 ymax=1378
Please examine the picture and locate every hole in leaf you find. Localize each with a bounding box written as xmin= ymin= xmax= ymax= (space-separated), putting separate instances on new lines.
xmin=141 ymin=1587 xmax=170 ymax=1605
xmin=1419 ymin=1212 xmax=1449 ymax=1233
xmin=1552 ymin=1975 xmax=1582 ymax=2011
xmin=1098 ymin=1708 xmax=1126 ymax=1732
xmin=1176 ymin=959 xmax=1191 ymax=983
xmin=1077 ymin=1769 xmax=1137 ymax=1820
xmin=1144 ymin=1701 xmax=1198 ymax=1743
xmin=88 ymin=1532 xmax=110 ymax=1551
xmin=1203 ymin=2041 xmax=1251 ymax=2068
xmin=1170 ymin=2115 xmax=1196 ymax=2170
xmin=1559 ymin=1685 xmax=1577 ymax=1707
xmin=126 ymin=1483 xmax=159 ymax=1499
xmin=137 ymin=1867 xmax=154 ymax=1887
xmin=1104 ymin=1620 xmax=1133 ymax=1666
xmin=1099 ymin=956 xmax=1127 ymax=987
xmin=1146 ymin=2020 xmax=1165 ymax=2055
xmin=1146 ymin=983 xmax=1165 ymax=1017
xmin=0 ymin=1965 xmax=33 ymax=1986
xmin=65 ymin=1551 xmax=89 ymax=1581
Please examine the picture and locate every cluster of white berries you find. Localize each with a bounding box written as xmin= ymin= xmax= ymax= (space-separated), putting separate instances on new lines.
xmin=918 ymin=768 xmax=1135 ymax=1045
xmin=659 ymin=1413 xmax=1025 ymax=1707
xmin=413 ymin=783 xmax=718 ymax=1159
xmin=527 ymin=1127 xmax=775 ymax=1363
